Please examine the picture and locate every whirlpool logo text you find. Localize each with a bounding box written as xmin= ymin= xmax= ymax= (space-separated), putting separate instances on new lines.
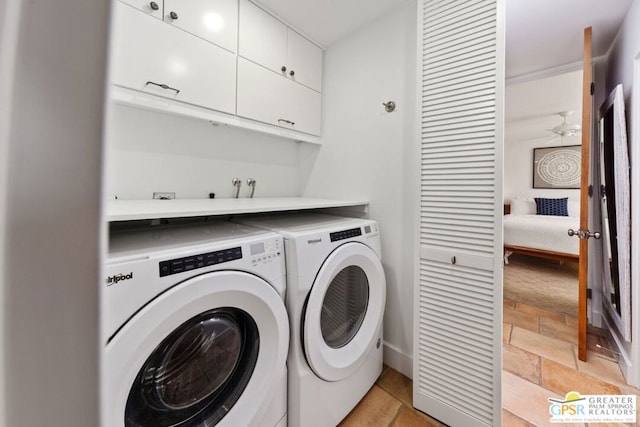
xmin=106 ymin=272 xmax=133 ymax=286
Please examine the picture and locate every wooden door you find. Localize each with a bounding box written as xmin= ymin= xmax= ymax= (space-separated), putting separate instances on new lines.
xmin=578 ymin=27 xmax=593 ymax=362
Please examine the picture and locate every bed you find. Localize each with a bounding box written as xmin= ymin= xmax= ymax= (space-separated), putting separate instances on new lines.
xmin=504 ymin=198 xmax=579 ymax=264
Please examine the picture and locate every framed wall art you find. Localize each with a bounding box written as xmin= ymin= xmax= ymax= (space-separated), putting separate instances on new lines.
xmin=532 ymin=145 xmax=581 ymax=189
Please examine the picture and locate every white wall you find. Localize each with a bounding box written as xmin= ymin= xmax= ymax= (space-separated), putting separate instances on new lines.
xmin=606 ymin=0 xmax=640 ymax=106
xmin=107 ymin=104 xmax=301 ymax=200
xmin=504 ymin=71 xmax=582 ymax=204
xmin=602 ymin=0 xmax=640 ymax=387
xmin=0 ymin=0 xmax=107 ymax=424
xmin=504 ymin=136 xmax=582 ymax=203
xmin=299 ymin=0 xmax=417 ymax=377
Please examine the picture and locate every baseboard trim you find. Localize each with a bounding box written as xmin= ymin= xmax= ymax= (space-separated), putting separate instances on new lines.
xmin=383 ymin=342 xmax=413 ymax=379
xmin=602 ymin=314 xmax=632 ymax=379
xmin=590 ymin=308 xmax=603 ymax=328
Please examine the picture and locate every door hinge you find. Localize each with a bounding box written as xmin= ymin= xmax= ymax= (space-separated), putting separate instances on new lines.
xmin=587 ymin=289 xmax=592 ymax=299
xmin=588 ymin=185 xmax=593 ymax=198
xmin=601 ymin=184 xmax=607 ymax=198
xmin=590 ymin=82 xmax=595 ymax=96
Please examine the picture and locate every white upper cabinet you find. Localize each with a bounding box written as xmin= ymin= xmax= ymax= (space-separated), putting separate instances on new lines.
xmin=238 ymin=0 xmax=323 ymax=92
xmin=163 ymin=0 xmax=238 ymax=52
xmin=111 ymin=2 xmax=236 ymax=114
xmin=119 ymin=0 xmax=163 ymax=19
xmin=238 ymin=0 xmax=287 ymax=73
xmin=286 ymin=29 xmax=322 ymax=91
xmin=121 ymin=0 xmax=238 ymax=52
xmin=237 ymin=58 xmax=321 ymax=136
xmin=111 ymin=0 xmax=322 ymax=141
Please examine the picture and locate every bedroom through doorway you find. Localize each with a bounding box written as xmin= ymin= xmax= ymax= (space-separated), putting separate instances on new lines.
xmin=502 ymin=67 xmax=627 ymax=420
xmin=503 ymin=68 xmax=583 ymax=325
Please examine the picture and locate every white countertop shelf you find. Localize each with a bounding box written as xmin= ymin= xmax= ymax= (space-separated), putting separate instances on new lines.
xmin=106 ymin=197 xmax=369 ymax=222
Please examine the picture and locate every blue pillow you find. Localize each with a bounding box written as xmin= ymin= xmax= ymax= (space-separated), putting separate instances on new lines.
xmin=534 ymin=197 xmax=569 ymax=216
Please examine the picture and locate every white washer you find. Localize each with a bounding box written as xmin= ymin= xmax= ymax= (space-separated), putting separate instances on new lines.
xmin=102 ymin=222 xmax=289 ymax=427
xmin=234 ymin=213 xmax=386 ymax=427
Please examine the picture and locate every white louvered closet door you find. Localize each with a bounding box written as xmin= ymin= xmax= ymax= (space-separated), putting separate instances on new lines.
xmin=413 ymin=1 xmax=504 ymax=426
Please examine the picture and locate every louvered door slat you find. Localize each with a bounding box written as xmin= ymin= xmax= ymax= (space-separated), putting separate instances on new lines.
xmin=423 ymin=23 xmax=495 ymax=54
xmin=424 ymin=0 xmax=489 ymax=21
xmin=424 ymin=31 xmax=495 ymax=56
xmin=423 ymin=85 xmax=495 ymax=105
xmin=414 ymin=0 xmax=503 ymax=426
xmin=425 ymin=44 xmax=496 ymax=72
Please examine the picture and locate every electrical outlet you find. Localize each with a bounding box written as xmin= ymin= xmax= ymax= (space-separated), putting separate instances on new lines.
xmin=153 ymin=192 xmax=176 ymax=200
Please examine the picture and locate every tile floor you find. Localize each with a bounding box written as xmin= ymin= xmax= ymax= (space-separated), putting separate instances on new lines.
xmin=340 ymin=364 xmax=444 ymax=426
xmin=340 ymin=299 xmax=640 ymax=426
xmin=502 ymin=298 xmax=640 ymax=426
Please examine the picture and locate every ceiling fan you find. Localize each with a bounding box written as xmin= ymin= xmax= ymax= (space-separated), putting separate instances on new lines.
xmin=549 ymin=111 xmax=581 ymax=137
xmin=508 ymin=111 xmax=582 ymax=145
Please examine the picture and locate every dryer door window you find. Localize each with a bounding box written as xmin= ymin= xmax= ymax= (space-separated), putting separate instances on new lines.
xmin=125 ymin=308 xmax=259 ymax=427
xmin=303 ymin=242 xmax=386 ymax=382
xmin=321 ymin=266 xmax=369 ymax=349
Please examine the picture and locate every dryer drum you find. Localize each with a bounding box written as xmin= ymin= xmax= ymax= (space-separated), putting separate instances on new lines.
xmin=320 ymin=266 xmax=369 ymax=349
xmin=124 ymin=308 xmax=259 ymax=427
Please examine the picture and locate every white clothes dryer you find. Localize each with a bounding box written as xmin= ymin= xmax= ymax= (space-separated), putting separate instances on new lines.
xmin=234 ymin=213 xmax=386 ymax=427
xmin=102 ymin=221 xmax=289 ymax=427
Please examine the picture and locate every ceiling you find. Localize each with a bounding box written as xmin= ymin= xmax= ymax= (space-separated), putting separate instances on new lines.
xmin=253 ymin=0 xmax=407 ymax=47
xmin=506 ymin=0 xmax=633 ymax=79
xmin=254 ymin=0 xmax=634 ymax=79
xmin=505 ymin=70 xmax=583 ymax=144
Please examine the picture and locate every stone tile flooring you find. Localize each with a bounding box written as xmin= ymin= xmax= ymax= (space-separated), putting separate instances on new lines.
xmin=340 ymin=299 xmax=640 ymax=426
xmin=340 ymin=366 xmax=444 ymax=426
xmin=502 ymin=299 xmax=640 ymax=426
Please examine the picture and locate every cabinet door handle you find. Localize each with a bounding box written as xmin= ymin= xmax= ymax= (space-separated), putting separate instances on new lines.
xmin=149 ymin=1 xmax=159 ymax=10
xmin=278 ymin=119 xmax=295 ymax=126
xmin=281 ymin=66 xmax=287 ymax=72
xmin=289 ymin=70 xmax=295 ymax=77
xmin=169 ymin=11 xmax=178 ymax=20
xmin=145 ymin=81 xmax=180 ymax=94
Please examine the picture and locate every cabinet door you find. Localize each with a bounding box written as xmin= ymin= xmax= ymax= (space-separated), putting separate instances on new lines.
xmin=283 ymin=77 xmax=321 ymax=136
xmin=237 ymin=58 xmax=289 ymax=128
xmin=119 ymin=0 xmax=163 ymax=19
xmin=237 ymin=58 xmax=320 ymax=136
xmin=286 ymin=29 xmax=323 ymax=92
xmin=163 ymin=0 xmax=238 ymax=53
xmin=111 ymin=3 xmax=168 ymax=96
xmin=111 ymin=2 xmax=236 ymax=114
xmin=238 ymin=0 xmax=287 ymax=75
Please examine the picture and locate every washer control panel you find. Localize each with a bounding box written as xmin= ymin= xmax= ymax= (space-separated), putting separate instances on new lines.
xmin=159 ymin=246 xmax=242 ymax=277
xmin=250 ymin=238 xmax=281 ymax=266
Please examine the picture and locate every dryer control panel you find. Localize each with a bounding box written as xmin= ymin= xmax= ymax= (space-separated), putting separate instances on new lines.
xmin=159 ymin=247 xmax=242 ymax=277
xmin=330 ymin=227 xmax=363 ymax=242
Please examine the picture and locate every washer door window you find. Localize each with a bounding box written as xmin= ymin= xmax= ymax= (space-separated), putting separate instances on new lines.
xmin=104 ymin=271 xmax=289 ymax=427
xmin=125 ymin=308 xmax=258 ymax=427
xmin=304 ymin=242 xmax=386 ymax=382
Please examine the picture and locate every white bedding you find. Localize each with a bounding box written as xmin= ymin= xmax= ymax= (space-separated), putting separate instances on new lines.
xmin=504 ymin=214 xmax=579 ymax=255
